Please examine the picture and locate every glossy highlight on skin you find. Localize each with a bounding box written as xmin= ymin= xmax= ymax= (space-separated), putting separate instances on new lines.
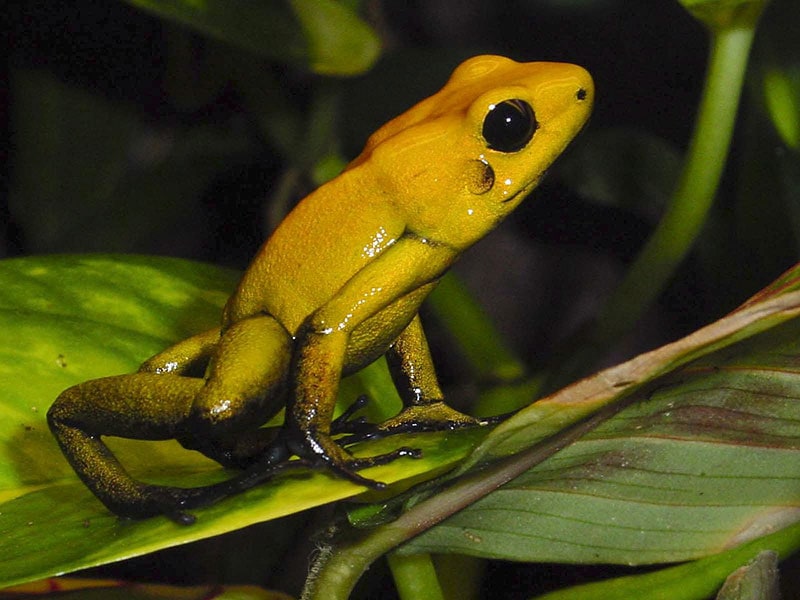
xmin=47 ymin=55 xmax=593 ymax=520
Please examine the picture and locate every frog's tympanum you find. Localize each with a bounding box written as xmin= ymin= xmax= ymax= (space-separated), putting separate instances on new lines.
xmin=48 ymin=55 xmax=593 ymax=520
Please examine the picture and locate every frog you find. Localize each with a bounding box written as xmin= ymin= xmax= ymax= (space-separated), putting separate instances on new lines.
xmin=48 ymin=55 xmax=593 ymax=521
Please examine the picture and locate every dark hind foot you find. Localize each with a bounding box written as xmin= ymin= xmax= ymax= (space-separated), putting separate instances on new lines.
xmin=116 ymin=457 xmax=301 ymax=524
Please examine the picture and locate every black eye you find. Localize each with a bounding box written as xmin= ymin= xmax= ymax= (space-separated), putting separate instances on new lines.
xmin=482 ymin=99 xmax=537 ymax=153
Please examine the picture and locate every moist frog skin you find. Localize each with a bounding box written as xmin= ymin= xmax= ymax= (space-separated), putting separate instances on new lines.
xmin=48 ymin=55 xmax=594 ymax=520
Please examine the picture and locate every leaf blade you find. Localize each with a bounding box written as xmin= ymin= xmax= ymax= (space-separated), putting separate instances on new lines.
xmin=402 ymin=283 xmax=800 ymax=564
xmin=0 ymin=255 xmax=471 ymax=586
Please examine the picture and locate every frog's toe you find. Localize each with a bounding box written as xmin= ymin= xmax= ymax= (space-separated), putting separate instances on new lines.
xmin=328 ymin=446 xmax=423 ymax=489
xmin=347 ymin=446 xmax=422 ymax=470
xmin=330 ymin=395 xmax=374 ymax=436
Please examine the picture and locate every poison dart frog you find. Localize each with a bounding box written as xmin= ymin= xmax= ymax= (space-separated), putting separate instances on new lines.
xmin=48 ymin=55 xmax=593 ymax=520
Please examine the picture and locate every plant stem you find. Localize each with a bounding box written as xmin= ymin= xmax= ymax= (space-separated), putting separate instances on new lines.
xmin=387 ymin=552 xmax=446 ymax=600
xmin=549 ymin=23 xmax=758 ymax=390
xmin=428 ymin=273 xmax=525 ymax=382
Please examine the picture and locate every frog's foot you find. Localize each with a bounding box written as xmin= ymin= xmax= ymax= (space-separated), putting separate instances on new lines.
xmin=376 ymin=401 xmax=495 ymax=436
xmin=323 ymin=445 xmax=423 ymax=490
xmin=106 ymin=484 xmax=220 ymax=524
xmin=285 ymin=426 xmax=422 ymax=490
xmin=179 ymin=427 xmax=283 ymax=470
xmin=113 ymin=455 xmax=301 ymax=524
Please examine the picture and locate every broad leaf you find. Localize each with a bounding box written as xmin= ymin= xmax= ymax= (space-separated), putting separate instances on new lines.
xmin=1 ymin=577 xmax=290 ymax=600
xmin=0 ymin=255 xmax=476 ymax=587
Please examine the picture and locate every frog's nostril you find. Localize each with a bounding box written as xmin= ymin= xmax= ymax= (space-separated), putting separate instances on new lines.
xmin=577 ymin=88 xmax=588 ymax=101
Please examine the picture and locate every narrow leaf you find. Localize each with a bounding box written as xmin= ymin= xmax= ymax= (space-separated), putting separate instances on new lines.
xmin=403 ymin=265 xmax=800 ymax=564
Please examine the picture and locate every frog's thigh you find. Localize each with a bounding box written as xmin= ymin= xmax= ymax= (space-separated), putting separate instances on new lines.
xmin=48 ymin=374 xmax=211 ymax=515
xmin=49 ymin=373 xmax=204 ymax=440
xmin=189 ymin=314 xmax=291 ymax=435
xmin=139 ymin=327 xmax=221 ymax=375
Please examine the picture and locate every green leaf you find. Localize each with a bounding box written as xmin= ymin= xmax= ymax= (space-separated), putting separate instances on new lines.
xmin=300 ymin=265 xmax=800 ymax=600
xmin=762 ymin=67 xmax=800 ymax=149
xmin=472 ymin=264 xmax=800 ymax=468
xmin=288 ymin=0 xmax=382 ymax=76
xmin=0 ymin=255 xmax=474 ymax=587
xmin=531 ymin=522 xmax=797 ymax=600
xmin=122 ymin=0 xmax=380 ymax=76
xmin=401 ymin=265 xmax=800 ymax=565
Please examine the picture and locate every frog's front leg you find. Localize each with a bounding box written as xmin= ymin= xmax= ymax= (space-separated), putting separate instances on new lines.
xmin=380 ymin=314 xmax=487 ymax=434
xmin=47 ymin=315 xmax=292 ymax=519
xmin=282 ymin=238 xmax=461 ymax=487
xmin=282 ymin=323 xmax=420 ymax=489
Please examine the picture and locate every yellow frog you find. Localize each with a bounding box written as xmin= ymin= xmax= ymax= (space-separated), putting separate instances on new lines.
xmin=48 ymin=55 xmax=593 ymax=520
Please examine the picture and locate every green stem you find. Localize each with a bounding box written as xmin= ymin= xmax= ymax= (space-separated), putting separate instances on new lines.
xmin=429 ymin=273 xmax=542 ymax=417
xmin=428 ymin=273 xmax=525 ymax=382
xmin=387 ymin=552 xmax=446 ymax=600
xmin=550 ymin=23 xmax=758 ymax=390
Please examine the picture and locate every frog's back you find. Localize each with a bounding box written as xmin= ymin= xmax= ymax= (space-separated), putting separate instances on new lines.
xmin=225 ymin=168 xmax=406 ymax=333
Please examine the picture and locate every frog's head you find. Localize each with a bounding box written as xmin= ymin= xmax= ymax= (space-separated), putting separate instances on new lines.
xmin=352 ymin=55 xmax=593 ymax=249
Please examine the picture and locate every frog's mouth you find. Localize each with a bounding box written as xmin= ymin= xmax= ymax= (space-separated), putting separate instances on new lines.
xmin=501 ymin=174 xmax=542 ymax=204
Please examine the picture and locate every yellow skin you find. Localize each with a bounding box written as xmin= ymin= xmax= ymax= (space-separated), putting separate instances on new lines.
xmin=48 ymin=55 xmax=593 ymax=520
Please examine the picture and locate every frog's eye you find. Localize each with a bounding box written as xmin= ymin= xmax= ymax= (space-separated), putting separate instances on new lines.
xmin=482 ymin=99 xmax=537 ymax=153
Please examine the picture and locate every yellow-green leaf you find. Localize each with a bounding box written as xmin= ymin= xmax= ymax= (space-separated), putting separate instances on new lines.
xmin=0 ymin=255 xmax=473 ymax=587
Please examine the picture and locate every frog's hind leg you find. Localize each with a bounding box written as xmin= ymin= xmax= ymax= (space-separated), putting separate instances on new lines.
xmin=138 ymin=327 xmax=221 ymax=376
xmin=48 ymin=372 xmax=209 ymax=519
xmin=48 ymin=315 xmax=293 ymax=519
xmin=176 ymin=314 xmax=292 ymax=468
